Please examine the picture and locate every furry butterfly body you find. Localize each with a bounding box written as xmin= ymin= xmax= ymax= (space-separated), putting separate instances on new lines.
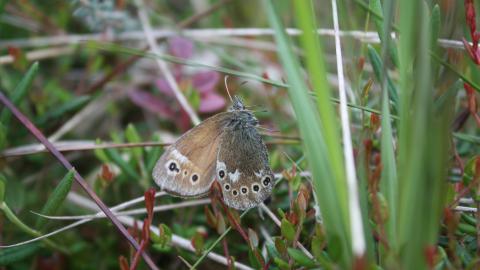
xmin=152 ymin=97 xmax=274 ymax=210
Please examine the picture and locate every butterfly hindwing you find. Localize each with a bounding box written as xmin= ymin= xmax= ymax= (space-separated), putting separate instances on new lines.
xmin=216 ymin=124 xmax=274 ymax=210
xmin=152 ymin=112 xmax=233 ymax=197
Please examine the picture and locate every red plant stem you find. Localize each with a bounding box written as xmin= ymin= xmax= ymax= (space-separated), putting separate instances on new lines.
xmin=221 ymin=204 xmax=249 ymax=242
xmin=130 ymin=239 xmax=149 ymax=270
xmin=221 ymin=238 xmax=232 ymax=269
xmin=0 ymin=90 xmax=158 ymax=270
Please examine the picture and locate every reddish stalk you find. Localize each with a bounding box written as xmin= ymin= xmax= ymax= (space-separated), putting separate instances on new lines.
xmin=221 ymin=238 xmax=232 ymax=269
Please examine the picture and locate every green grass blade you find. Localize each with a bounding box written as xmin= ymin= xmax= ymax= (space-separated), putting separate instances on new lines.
xmin=293 ymin=0 xmax=348 ymax=213
xmin=396 ymin=2 xmax=451 ymax=268
xmin=264 ymin=0 xmax=350 ymax=265
xmin=379 ymin=86 xmax=397 ymax=249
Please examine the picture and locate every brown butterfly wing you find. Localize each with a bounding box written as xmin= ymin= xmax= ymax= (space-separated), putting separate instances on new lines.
xmin=216 ymin=124 xmax=274 ymax=210
xmin=152 ymin=112 xmax=233 ymax=197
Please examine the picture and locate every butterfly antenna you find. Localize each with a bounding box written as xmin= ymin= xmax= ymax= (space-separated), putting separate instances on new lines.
xmin=224 ymin=75 xmax=234 ymax=103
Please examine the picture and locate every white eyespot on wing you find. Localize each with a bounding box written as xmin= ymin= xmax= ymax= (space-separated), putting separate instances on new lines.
xmin=165 ymin=160 xmax=180 ymax=176
xmin=171 ymin=149 xmax=189 ymax=164
xmin=228 ymin=169 xmax=241 ymax=183
xmin=251 ymin=183 xmax=261 ymax=193
xmin=190 ymin=173 xmax=200 ymax=185
xmin=217 ymin=161 xmax=227 ymax=181
xmin=240 ymin=186 xmax=249 ymax=195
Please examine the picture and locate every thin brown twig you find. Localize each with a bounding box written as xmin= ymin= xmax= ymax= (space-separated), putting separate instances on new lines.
xmin=1 ymin=137 xmax=300 ymax=158
xmin=221 ymin=238 xmax=232 ymax=269
xmin=0 ymin=90 xmax=158 ymax=270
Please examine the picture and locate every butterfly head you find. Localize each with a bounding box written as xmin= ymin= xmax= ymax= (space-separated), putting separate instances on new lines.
xmin=227 ymin=96 xmax=258 ymax=128
xmin=229 ymin=95 xmax=246 ymax=111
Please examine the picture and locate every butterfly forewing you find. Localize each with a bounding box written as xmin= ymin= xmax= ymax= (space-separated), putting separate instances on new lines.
xmin=216 ymin=124 xmax=274 ymax=210
xmin=152 ymin=112 xmax=233 ymax=197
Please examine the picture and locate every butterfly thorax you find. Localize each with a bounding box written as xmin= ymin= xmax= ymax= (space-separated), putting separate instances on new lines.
xmin=226 ymin=110 xmax=258 ymax=130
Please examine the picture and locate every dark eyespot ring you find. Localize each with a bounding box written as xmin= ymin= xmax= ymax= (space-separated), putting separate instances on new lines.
xmin=218 ymin=170 xmax=225 ymax=179
xmin=262 ymin=176 xmax=271 ymax=187
xmin=241 ymin=187 xmax=248 ymax=194
xmin=252 ymin=184 xmax=260 ymax=192
xmin=224 ymin=184 xmax=230 ymax=191
xmin=232 ymin=190 xmax=238 ymax=196
xmin=168 ymin=162 xmax=177 ymax=171
xmin=191 ymin=174 xmax=199 ymax=182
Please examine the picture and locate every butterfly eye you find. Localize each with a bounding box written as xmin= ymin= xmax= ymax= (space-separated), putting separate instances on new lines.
xmin=252 ymin=184 xmax=260 ymax=193
xmin=218 ymin=170 xmax=225 ymax=179
xmin=241 ymin=186 xmax=248 ymax=194
xmin=224 ymin=184 xmax=230 ymax=191
xmin=262 ymin=176 xmax=271 ymax=187
xmin=166 ymin=160 xmax=180 ymax=174
xmin=232 ymin=190 xmax=238 ymax=196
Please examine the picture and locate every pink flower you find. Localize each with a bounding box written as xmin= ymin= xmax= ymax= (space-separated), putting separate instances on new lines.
xmin=129 ymin=37 xmax=226 ymax=130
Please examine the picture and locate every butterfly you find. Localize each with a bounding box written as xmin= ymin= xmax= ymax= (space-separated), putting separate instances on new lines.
xmin=152 ymin=96 xmax=274 ymax=210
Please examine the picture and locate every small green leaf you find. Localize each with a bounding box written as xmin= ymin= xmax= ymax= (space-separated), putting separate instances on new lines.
xmin=460 ymin=213 xmax=476 ymax=227
xmin=288 ymin=248 xmax=317 ymax=268
xmin=274 ymin=237 xmax=288 ymax=257
xmin=280 ymin=218 xmax=295 ymax=243
xmin=367 ymin=45 xmax=398 ymax=110
xmin=0 ymin=62 xmax=39 ymax=125
xmin=94 ymin=139 xmax=109 ymax=163
xmin=311 ymin=235 xmax=324 ymax=260
xmin=191 ymin=231 xmax=205 ymax=255
xmin=216 ymin=213 xmax=225 ymax=234
xmin=462 ymin=156 xmax=479 ymax=187
xmin=248 ymin=247 xmax=264 ymax=269
xmin=125 ymin=123 xmax=143 ymax=160
xmin=151 ymin=223 xmax=172 ymax=248
xmin=457 ymin=222 xmax=476 ymax=236
xmin=248 ymin=228 xmax=259 ymax=248
xmin=35 ymin=96 xmax=90 ymax=125
xmin=146 ymin=134 xmax=162 ymax=173
xmin=369 ymin=0 xmax=384 ymax=40
xmin=105 ymin=148 xmax=140 ymax=180
xmin=187 ymin=86 xmax=201 ymax=110
xmin=36 ymin=169 xmax=75 ymax=229
xmin=273 ymin=257 xmax=290 ymax=270
xmin=266 ymin=243 xmax=281 ymax=259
